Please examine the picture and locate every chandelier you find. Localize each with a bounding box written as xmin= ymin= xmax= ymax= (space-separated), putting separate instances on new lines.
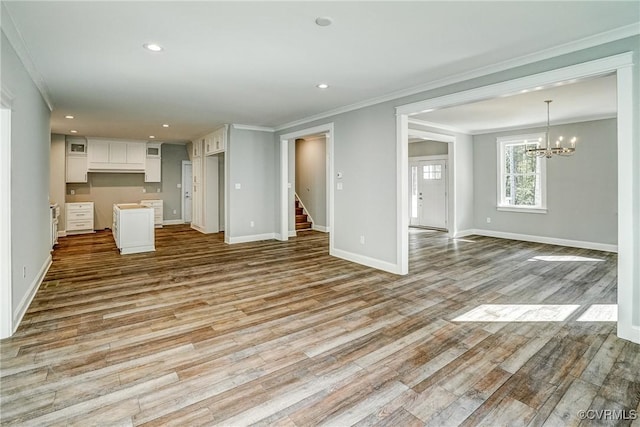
xmin=526 ymin=100 xmax=576 ymax=158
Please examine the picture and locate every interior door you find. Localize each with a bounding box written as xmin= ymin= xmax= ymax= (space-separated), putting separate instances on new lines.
xmin=182 ymin=162 xmax=192 ymax=223
xmin=410 ymin=159 xmax=447 ymax=229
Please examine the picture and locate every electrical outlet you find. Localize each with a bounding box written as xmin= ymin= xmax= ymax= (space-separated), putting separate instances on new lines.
xmin=156 ymin=188 xmax=160 ymax=193
xmin=142 ymin=188 xmax=146 ymax=193
xmin=70 ymin=189 xmax=75 ymax=195
xmin=173 ymin=209 xmax=177 ymax=215
xmin=177 ymin=183 xmax=181 ymax=188
xmin=486 ymin=217 xmax=491 ymax=224
xmin=250 ymin=221 xmax=255 ymax=228
xmin=360 ymin=235 xmax=365 ymax=245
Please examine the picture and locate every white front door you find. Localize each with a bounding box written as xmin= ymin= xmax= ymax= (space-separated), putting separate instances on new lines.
xmin=182 ymin=161 xmax=192 ymax=223
xmin=410 ymin=159 xmax=447 ymax=229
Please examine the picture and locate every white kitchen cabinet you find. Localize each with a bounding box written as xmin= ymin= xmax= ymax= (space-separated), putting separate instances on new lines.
xmin=66 ymin=137 xmax=88 ymax=183
xmin=87 ymin=139 xmax=146 ymax=171
xmin=112 ymin=204 xmax=155 ymax=254
xmin=66 ymin=156 xmax=88 ymax=183
xmin=192 ymin=139 xmax=202 ymax=158
xmin=65 ymin=202 xmax=94 ymax=234
xmin=204 ymin=125 xmax=227 ymax=156
xmin=145 ymin=158 xmax=161 ymax=182
xmin=144 ymin=143 xmax=162 ymax=182
xmin=140 ymin=199 xmax=163 ymax=227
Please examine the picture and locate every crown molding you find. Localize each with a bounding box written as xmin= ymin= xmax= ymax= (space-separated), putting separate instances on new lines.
xmin=275 ymin=24 xmax=639 ymax=132
xmin=1 ymin=3 xmax=53 ymax=111
xmin=232 ymin=124 xmax=275 ymax=132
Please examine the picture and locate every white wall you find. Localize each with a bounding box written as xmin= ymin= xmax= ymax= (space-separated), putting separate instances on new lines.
xmin=473 ymin=119 xmax=617 ymax=247
xmin=295 ymin=137 xmax=327 ymax=228
xmin=409 ymin=140 xmax=448 ymax=157
xmin=1 ymin=30 xmax=52 ymax=334
xmin=227 ymin=127 xmax=276 ymax=241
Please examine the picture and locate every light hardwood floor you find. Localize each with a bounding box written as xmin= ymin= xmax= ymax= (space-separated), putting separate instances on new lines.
xmin=1 ymin=226 xmax=639 ymax=426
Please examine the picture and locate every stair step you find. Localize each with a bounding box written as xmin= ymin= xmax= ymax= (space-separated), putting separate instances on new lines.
xmin=295 ymin=208 xmax=304 ymax=215
xmin=296 ymin=222 xmax=312 ymax=230
xmin=295 ymin=214 xmax=308 ymax=222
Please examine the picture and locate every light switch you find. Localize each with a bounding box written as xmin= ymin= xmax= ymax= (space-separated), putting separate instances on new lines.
xmin=235 ymin=183 xmax=241 ymax=190
xmin=337 ymin=172 xmax=343 ymax=179
xmin=337 ymin=182 xmax=343 ymax=190
xmin=287 ymin=183 xmax=292 ymax=188
xmin=177 ymin=183 xmax=181 ymax=188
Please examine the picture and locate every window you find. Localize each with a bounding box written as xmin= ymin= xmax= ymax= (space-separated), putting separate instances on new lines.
xmin=423 ymin=164 xmax=442 ymax=180
xmin=497 ymin=133 xmax=547 ymax=213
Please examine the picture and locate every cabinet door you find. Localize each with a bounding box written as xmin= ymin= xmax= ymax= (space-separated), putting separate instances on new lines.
xmin=192 ymin=182 xmax=202 ymax=227
xmin=127 ymin=143 xmax=146 ymax=165
xmin=66 ymin=156 xmax=88 ymax=183
xmin=193 ymin=157 xmax=202 ymax=184
xmin=145 ymin=158 xmax=161 ymax=182
xmin=192 ymin=140 xmax=201 ymax=158
xmin=109 ymin=141 xmax=128 ymax=163
xmin=88 ymin=140 xmax=110 ymax=165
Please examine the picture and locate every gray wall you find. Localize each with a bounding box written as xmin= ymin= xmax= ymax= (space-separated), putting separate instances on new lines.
xmin=295 ymin=137 xmax=327 ymax=228
xmin=1 ymin=31 xmax=52 ymax=318
xmin=473 ymin=118 xmax=617 ymax=244
xmin=276 ymin=36 xmax=638 ymax=270
xmin=65 ymin=142 xmax=189 ymax=229
xmin=409 ymin=140 xmax=448 ymax=157
xmin=161 ymin=143 xmax=190 ymax=222
xmin=227 ymin=127 xmax=276 ymax=239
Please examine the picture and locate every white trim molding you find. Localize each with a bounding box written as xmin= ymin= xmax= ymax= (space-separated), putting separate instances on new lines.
xmin=0 ymin=3 xmax=53 ymax=111
xmin=331 ymin=248 xmax=402 ymax=275
xmin=162 ymin=219 xmax=184 ymax=226
xmin=231 ymin=124 xmax=275 ymax=132
xmin=276 ymin=27 xmax=638 ymax=132
xmin=469 ymin=229 xmax=618 ymax=253
xmin=12 ymin=255 xmax=52 ymax=336
xmin=227 ymin=233 xmax=276 ymax=244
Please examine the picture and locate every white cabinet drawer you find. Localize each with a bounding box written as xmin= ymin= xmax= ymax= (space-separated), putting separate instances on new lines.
xmin=67 ymin=202 xmax=93 ymax=211
xmin=67 ymin=210 xmax=92 ymax=220
xmin=67 ymin=219 xmax=93 ymax=231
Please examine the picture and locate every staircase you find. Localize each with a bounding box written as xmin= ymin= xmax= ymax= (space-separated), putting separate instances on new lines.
xmin=295 ymin=197 xmax=312 ymax=231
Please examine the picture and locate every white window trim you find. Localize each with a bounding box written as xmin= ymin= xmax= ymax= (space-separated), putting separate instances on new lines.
xmin=496 ymin=133 xmax=547 ymax=213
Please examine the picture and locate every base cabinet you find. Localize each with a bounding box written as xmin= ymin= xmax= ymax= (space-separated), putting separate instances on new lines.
xmin=112 ymin=204 xmax=155 ymax=254
xmin=65 ymin=202 xmax=94 ymax=234
xmin=140 ymin=199 xmax=163 ymax=227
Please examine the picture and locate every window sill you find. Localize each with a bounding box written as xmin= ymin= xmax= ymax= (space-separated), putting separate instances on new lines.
xmin=497 ymin=206 xmax=547 ymax=214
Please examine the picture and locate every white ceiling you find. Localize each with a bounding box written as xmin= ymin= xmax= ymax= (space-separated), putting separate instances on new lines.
xmin=410 ymin=74 xmax=618 ymax=135
xmin=2 ymin=1 xmax=638 ymax=142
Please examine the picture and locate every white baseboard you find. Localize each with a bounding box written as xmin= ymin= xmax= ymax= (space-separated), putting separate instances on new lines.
xmin=330 ymin=248 xmax=402 ymax=275
xmin=228 ymin=233 xmax=276 ymax=244
xmin=13 ymin=254 xmax=51 ymax=335
xmin=312 ymin=225 xmax=329 ymax=233
xmin=163 ymin=219 xmax=184 ymax=226
xmin=57 ymin=230 xmax=67 ymax=237
xmin=469 ymin=228 xmax=618 ymax=253
xmin=453 ymin=229 xmax=475 ymax=238
xmin=289 ymin=230 xmax=297 ymax=237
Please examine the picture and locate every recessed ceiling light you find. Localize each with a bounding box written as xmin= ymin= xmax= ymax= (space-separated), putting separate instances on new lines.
xmin=315 ymin=16 xmax=333 ymax=27
xmin=149 ymin=135 xmax=155 ymax=139
xmin=162 ymin=124 xmax=169 ymax=128
xmin=70 ymin=130 xmax=78 ymax=133
xmin=317 ymin=83 xmax=329 ymax=89
xmin=65 ymin=115 xmax=74 ymax=119
xmin=143 ymin=43 xmax=163 ymax=52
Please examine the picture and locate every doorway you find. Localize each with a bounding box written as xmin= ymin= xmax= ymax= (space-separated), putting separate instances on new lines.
xmin=181 ymin=160 xmax=192 ymax=223
xmin=279 ymin=123 xmax=333 ymax=244
xmin=410 ymin=158 xmax=448 ymax=230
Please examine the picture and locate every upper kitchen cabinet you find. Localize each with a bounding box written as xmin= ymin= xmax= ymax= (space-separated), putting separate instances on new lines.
xmin=65 ymin=137 xmax=88 ymax=183
xmin=204 ymin=125 xmax=228 ymax=156
xmin=87 ymin=138 xmax=146 ymax=171
xmin=144 ymin=143 xmax=162 ymax=183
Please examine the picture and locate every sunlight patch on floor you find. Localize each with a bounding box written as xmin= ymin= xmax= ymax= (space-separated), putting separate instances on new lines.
xmin=576 ymin=304 xmax=617 ymax=322
xmin=527 ymin=255 xmax=604 ymax=262
xmin=453 ymin=304 xmax=580 ymax=322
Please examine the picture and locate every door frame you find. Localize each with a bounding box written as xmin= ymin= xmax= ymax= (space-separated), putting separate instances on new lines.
xmin=410 ymin=155 xmax=449 ymax=230
xmin=1 ymin=88 xmax=14 ymax=338
xmin=396 ymin=52 xmax=638 ymax=344
xmin=279 ymin=123 xmax=334 ymax=246
xmin=181 ymin=160 xmax=192 ymax=223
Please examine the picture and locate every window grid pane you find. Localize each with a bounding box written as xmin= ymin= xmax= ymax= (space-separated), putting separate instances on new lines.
xmin=499 ymin=137 xmax=544 ymax=208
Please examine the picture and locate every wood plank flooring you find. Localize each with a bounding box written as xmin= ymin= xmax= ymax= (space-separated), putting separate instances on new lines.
xmin=1 ymin=225 xmax=639 ymax=426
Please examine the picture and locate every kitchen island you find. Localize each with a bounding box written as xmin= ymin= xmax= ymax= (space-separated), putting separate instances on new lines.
xmin=112 ymin=203 xmax=155 ymax=254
